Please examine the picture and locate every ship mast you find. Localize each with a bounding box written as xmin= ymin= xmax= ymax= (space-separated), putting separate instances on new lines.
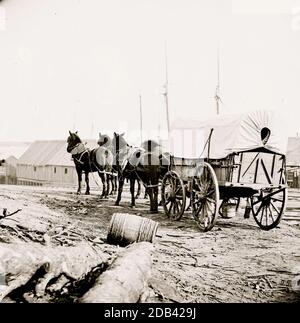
xmin=163 ymin=42 xmax=171 ymax=136
xmin=215 ymin=48 xmax=221 ymax=115
xmin=139 ymin=94 xmax=143 ymax=144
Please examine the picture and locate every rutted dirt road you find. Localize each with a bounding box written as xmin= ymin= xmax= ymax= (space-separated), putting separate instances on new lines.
xmin=0 ymin=184 xmax=299 ymax=303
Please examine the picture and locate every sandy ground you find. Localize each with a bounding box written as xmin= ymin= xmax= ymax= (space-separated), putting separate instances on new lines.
xmin=0 ymin=184 xmax=299 ymax=303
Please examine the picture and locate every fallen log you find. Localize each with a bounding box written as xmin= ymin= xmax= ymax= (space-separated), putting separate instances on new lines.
xmin=80 ymin=242 xmax=153 ymax=303
xmin=0 ymin=242 xmax=110 ymax=302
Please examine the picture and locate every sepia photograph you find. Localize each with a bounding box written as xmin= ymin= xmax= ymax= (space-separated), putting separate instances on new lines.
xmin=0 ymin=0 xmax=299 ymax=307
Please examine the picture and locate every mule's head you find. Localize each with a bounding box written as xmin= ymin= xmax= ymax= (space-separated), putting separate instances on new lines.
xmin=112 ymin=132 xmax=127 ymax=153
xmin=98 ymin=132 xmax=112 ymax=147
xmin=67 ymin=130 xmax=81 ymax=153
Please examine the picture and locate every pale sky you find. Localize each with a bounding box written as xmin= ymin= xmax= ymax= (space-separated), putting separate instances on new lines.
xmin=0 ymin=0 xmax=300 ymax=145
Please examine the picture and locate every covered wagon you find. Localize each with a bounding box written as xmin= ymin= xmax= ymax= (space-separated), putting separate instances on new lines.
xmin=161 ymin=110 xmax=288 ymax=231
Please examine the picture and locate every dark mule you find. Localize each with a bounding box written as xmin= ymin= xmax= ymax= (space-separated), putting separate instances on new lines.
xmin=112 ymin=133 xmax=169 ymax=213
xmin=67 ymin=131 xmax=113 ymax=198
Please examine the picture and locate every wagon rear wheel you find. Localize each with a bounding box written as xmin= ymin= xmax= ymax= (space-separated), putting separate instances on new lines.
xmin=192 ymin=162 xmax=219 ymax=232
xmin=161 ymin=171 xmax=186 ymax=221
xmin=251 ymin=187 xmax=286 ymax=230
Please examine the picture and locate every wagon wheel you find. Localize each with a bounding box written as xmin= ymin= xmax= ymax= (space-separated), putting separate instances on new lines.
xmin=161 ymin=171 xmax=186 ymax=221
xmin=192 ymin=162 xmax=219 ymax=232
xmin=251 ymin=187 xmax=286 ymax=231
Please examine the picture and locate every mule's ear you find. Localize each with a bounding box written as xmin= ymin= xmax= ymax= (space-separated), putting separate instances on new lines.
xmin=99 ymin=132 xmax=101 ymax=138
xmin=113 ymin=132 xmax=117 ymax=136
xmin=120 ymin=132 xmax=125 ymax=137
xmin=69 ymin=130 xmax=72 ymax=135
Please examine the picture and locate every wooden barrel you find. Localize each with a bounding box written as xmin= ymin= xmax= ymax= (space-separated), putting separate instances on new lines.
xmin=221 ymin=203 xmax=236 ymax=218
xmin=107 ymin=213 xmax=159 ymax=247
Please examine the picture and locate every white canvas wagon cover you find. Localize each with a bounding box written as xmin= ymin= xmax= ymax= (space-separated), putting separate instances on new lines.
xmin=170 ymin=110 xmax=287 ymax=159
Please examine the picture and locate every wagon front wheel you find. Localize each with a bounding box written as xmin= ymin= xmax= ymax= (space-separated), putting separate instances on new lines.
xmin=192 ymin=162 xmax=219 ymax=232
xmin=161 ymin=171 xmax=186 ymax=221
xmin=251 ymin=187 xmax=286 ymax=230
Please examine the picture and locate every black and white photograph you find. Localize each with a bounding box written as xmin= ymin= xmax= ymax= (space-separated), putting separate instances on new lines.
xmin=0 ymin=0 xmax=299 ymax=306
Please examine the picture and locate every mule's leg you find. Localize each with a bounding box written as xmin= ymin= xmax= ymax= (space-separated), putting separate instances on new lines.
xmin=76 ymin=169 xmax=82 ymax=195
xmin=85 ymin=172 xmax=90 ymax=195
xmin=152 ymin=185 xmax=159 ymax=213
xmin=111 ymin=175 xmax=116 ymax=195
xmin=108 ymin=175 xmax=113 ymax=195
xmin=114 ymin=176 xmax=118 ymax=194
xmin=115 ymin=176 xmax=124 ymax=206
xmin=148 ymin=187 xmax=153 ymax=211
xmin=186 ymin=198 xmax=192 ymax=211
xmin=135 ymin=180 xmax=141 ymax=199
xmin=130 ymin=178 xmax=136 ymax=207
xmin=106 ymin=173 xmax=110 ymax=198
xmin=98 ymin=172 xmax=106 ymax=198
xmin=144 ymin=187 xmax=148 ymax=199
xmin=149 ymin=181 xmax=159 ymax=213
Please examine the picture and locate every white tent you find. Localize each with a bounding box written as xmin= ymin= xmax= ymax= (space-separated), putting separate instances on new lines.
xmin=170 ymin=110 xmax=287 ymax=159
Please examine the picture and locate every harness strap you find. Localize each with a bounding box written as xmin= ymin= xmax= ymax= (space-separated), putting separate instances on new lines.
xmin=72 ymin=149 xmax=89 ymax=165
xmin=70 ymin=142 xmax=87 ymax=155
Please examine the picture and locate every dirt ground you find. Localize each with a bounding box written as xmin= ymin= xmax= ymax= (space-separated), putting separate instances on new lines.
xmin=0 ymin=184 xmax=299 ymax=303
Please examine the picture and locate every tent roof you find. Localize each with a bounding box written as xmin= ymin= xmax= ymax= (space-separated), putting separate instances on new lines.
xmin=0 ymin=142 xmax=31 ymax=160
xmin=18 ymin=140 xmax=98 ymax=167
xmin=170 ymin=110 xmax=287 ymax=159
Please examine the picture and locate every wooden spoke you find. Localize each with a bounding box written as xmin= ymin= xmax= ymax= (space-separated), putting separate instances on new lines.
xmin=206 ymin=197 xmax=216 ymax=205
xmin=175 ymin=186 xmax=182 ymax=194
xmin=255 ymin=202 xmax=264 ymax=217
xmin=259 ymin=205 xmax=265 ymax=224
xmin=177 ymin=199 xmax=183 ymax=209
xmin=165 ymin=198 xmax=172 ymax=206
xmin=271 ymin=197 xmax=283 ymax=203
xmin=168 ymin=201 xmax=174 ymax=214
xmin=173 ymin=200 xmax=179 ymax=215
xmin=268 ymin=205 xmax=275 ymax=223
xmin=270 ymin=201 xmax=280 ymax=215
xmin=252 ymin=197 xmax=262 ymax=206
xmin=266 ymin=188 xmax=285 ymax=198
xmin=206 ymin=189 xmax=216 ymax=197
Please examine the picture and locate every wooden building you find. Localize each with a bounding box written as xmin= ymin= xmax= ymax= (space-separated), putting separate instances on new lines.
xmin=17 ymin=140 xmax=98 ymax=187
xmin=0 ymin=142 xmax=30 ymax=184
xmin=286 ymin=137 xmax=300 ymax=188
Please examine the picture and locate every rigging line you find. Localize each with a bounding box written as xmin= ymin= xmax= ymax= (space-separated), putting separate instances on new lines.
xmin=198 ymin=129 xmax=214 ymax=159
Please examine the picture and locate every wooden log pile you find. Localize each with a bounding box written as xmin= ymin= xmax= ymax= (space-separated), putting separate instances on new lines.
xmin=0 ymin=241 xmax=153 ymax=303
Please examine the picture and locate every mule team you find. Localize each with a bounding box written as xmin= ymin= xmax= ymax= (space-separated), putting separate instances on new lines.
xmin=67 ymin=131 xmax=170 ymax=213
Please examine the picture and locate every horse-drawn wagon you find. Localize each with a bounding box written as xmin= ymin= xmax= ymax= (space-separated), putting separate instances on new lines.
xmin=161 ymin=111 xmax=287 ymax=232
